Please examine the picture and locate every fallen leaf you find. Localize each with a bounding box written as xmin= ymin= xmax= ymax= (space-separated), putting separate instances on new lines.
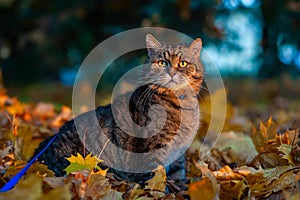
xmin=100 ymin=189 xmax=123 ymax=200
xmin=251 ymin=117 xmax=277 ymax=153
xmin=145 ymin=165 xmax=166 ymax=192
xmin=4 ymin=160 xmax=54 ymax=178
xmin=0 ymin=174 xmax=42 ymax=200
xmin=0 ymin=174 xmax=71 ymax=200
xmin=85 ymin=173 xmax=112 ymax=199
xmin=41 ymin=183 xmax=72 ymax=200
xmin=126 ymin=184 xmax=145 ymax=200
xmin=263 ymin=165 xmax=293 ymax=185
xmin=17 ymin=124 xmax=43 ymax=160
xmin=64 ymin=153 xmax=102 ymax=174
xmin=277 ymin=144 xmax=293 ymax=165
xmin=188 ymin=163 xmax=218 ymax=200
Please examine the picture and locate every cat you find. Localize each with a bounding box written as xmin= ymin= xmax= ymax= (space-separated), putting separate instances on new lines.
xmin=33 ymin=34 xmax=204 ymax=189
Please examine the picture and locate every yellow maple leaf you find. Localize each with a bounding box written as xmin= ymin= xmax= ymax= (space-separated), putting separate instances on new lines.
xmin=64 ymin=153 xmax=103 ymax=175
xmin=91 ymin=167 xmax=108 ymax=177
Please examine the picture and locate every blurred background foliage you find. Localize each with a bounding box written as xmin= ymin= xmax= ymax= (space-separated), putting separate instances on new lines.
xmin=0 ymin=0 xmax=299 ymax=104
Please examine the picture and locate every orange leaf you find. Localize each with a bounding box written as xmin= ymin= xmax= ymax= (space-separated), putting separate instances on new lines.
xmin=188 ymin=164 xmax=218 ymax=200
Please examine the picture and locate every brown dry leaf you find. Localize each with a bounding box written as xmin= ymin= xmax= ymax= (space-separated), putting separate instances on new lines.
xmin=213 ymin=165 xmax=265 ymax=185
xmin=41 ymin=183 xmax=72 ymax=200
xmin=85 ymin=173 xmax=113 ymax=199
xmin=149 ymin=191 xmax=165 ymax=199
xmin=0 ymin=174 xmax=71 ymax=200
xmin=235 ymin=166 xmax=265 ymax=185
xmin=0 ymin=174 xmax=42 ymax=200
xmin=250 ymin=117 xmax=292 ymax=168
xmin=213 ymin=166 xmax=267 ymax=199
xmin=3 ymin=160 xmax=26 ymax=178
xmin=145 ymin=165 xmax=166 ymax=192
xmin=251 ymin=117 xmax=277 ymax=153
xmin=250 ymin=165 xmax=298 ymax=197
xmin=4 ymin=160 xmax=54 ymax=178
xmin=100 ymin=189 xmax=123 ymax=200
xmin=219 ymin=179 xmax=248 ymax=200
xmin=107 ymin=174 xmax=130 ymax=193
xmin=263 ymin=165 xmax=293 ymax=185
xmin=212 ymin=164 xmax=297 ymax=198
xmin=213 ymin=165 xmax=243 ymax=180
xmin=16 ymin=124 xmax=43 ymax=160
xmin=277 ymin=144 xmax=294 ymax=165
xmin=259 ymin=152 xmax=285 ymax=168
xmin=271 ymin=170 xmax=296 ymax=193
xmin=162 ymin=193 xmax=185 ymax=200
xmin=27 ymin=162 xmax=55 ymax=177
xmin=126 ymin=184 xmax=146 ymax=200
xmin=188 ymin=163 xmax=218 ymax=200
xmin=277 ymin=129 xmax=299 ymax=145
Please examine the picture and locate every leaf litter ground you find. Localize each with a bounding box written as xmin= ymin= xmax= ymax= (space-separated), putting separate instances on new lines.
xmin=0 ymin=81 xmax=300 ymax=199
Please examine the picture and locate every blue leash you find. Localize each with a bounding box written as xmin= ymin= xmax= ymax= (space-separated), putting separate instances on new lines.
xmin=0 ymin=133 xmax=59 ymax=192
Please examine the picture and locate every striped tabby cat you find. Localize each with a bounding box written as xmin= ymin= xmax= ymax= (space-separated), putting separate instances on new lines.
xmin=33 ymin=34 xmax=204 ymax=189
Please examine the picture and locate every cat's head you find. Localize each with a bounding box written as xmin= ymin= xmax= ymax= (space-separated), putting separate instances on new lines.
xmin=144 ymin=34 xmax=204 ymax=94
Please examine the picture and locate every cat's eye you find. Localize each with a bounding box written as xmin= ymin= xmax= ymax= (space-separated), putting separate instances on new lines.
xmin=158 ymin=60 xmax=168 ymax=67
xmin=178 ymin=61 xmax=188 ymax=68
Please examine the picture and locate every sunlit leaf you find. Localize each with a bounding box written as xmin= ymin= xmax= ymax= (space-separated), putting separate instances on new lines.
xmin=41 ymin=183 xmax=72 ymax=200
xmin=4 ymin=160 xmax=55 ymax=178
xmin=100 ymin=189 xmax=123 ymax=200
xmin=219 ymin=179 xmax=248 ymax=200
xmin=277 ymin=144 xmax=293 ymax=165
xmin=251 ymin=117 xmax=277 ymax=153
xmin=263 ymin=165 xmax=293 ymax=185
xmin=0 ymin=175 xmax=42 ymax=199
xmin=145 ymin=165 xmax=166 ymax=192
xmin=85 ymin=173 xmax=112 ymax=199
xmin=0 ymin=174 xmax=72 ymax=200
xmin=188 ymin=164 xmax=218 ymax=200
xmin=17 ymin=124 xmax=43 ymax=160
xmin=126 ymin=184 xmax=145 ymax=200
xmin=64 ymin=153 xmax=102 ymax=174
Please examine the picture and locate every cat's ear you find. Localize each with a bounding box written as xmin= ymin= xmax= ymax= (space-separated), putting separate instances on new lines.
xmin=146 ymin=34 xmax=161 ymax=57
xmin=189 ymin=38 xmax=202 ymax=57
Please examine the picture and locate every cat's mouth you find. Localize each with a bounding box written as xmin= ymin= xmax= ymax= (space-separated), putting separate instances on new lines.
xmin=168 ymin=79 xmax=178 ymax=84
xmin=161 ymin=79 xmax=189 ymax=90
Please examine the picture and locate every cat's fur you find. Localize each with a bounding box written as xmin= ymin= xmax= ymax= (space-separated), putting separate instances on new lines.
xmin=33 ymin=34 xmax=204 ymax=188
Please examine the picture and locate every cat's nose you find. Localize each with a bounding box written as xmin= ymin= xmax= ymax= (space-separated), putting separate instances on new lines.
xmin=168 ymin=68 xmax=177 ymax=77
